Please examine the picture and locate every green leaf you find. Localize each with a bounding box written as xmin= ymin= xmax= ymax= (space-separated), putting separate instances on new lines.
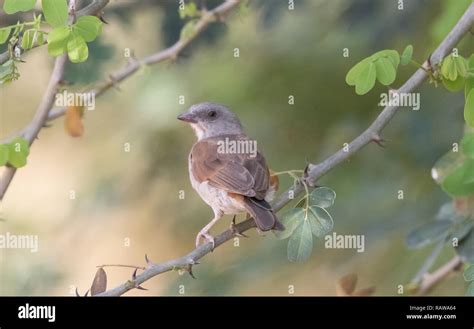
xmin=432 ymin=148 xmax=465 ymax=185
xmin=0 ymin=60 xmax=14 ymax=81
xmin=462 ymin=160 xmax=474 ymax=184
xmin=294 ymin=197 xmax=307 ymax=209
xmin=468 ymin=54 xmax=474 ymax=69
xmin=379 ymin=50 xmax=400 ymax=68
xmin=355 ymin=61 xmax=376 ymax=95
xmin=441 ymin=55 xmax=458 ymax=81
xmin=458 ymin=231 xmax=474 ymax=263
xmin=345 ymin=57 xmax=371 ymax=86
xmin=3 ymin=0 xmax=36 ymax=14
xmin=287 ymin=219 xmax=313 ymax=262
xmin=400 ymin=45 xmax=413 ymax=66
xmin=0 ymin=28 xmax=11 ymax=44
xmin=461 ymin=133 xmax=474 ymax=159
xmin=67 ymin=34 xmax=88 ymax=63
xmin=47 ymin=26 xmax=71 ymax=57
xmin=0 ymin=59 xmax=18 ymax=84
xmin=180 ymin=20 xmax=198 ymax=40
xmin=443 ymin=75 xmax=465 ymax=92
xmin=307 ymin=206 xmax=333 ymax=237
xmin=346 ymin=49 xmax=400 ymax=95
xmin=375 ymin=57 xmax=396 ymax=86
xmin=308 ymin=187 xmax=336 ymax=208
xmin=463 ymin=159 xmax=474 ymax=184
xmin=454 ymin=56 xmax=469 ymax=78
xmin=21 ymin=29 xmax=36 ymax=50
xmin=36 ymin=31 xmax=45 ymax=46
xmin=465 ymin=76 xmax=474 ymax=99
xmin=465 ymin=89 xmax=474 ymax=127
xmin=406 ymin=220 xmax=452 ymax=249
xmin=463 ymin=265 xmax=474 ymax=281
xmin=179 ymin=2 xmax=198 ymax=19
xmin=466 ymin=281 xmax=474 ymax=296
xmin=274 ymin=208 xmax=304 ymax=240
xmin=72 ymin=16 xmax=103 ymax=42
xmin=0 ymin=144 xmax=9 ymax=166
xmin=442 ymin=159 xmax=474 ymax=196
xmin=7 ymin=137 xmax=29 ymax=168
xmin=42 ymin=0 xmax=68 ymax=28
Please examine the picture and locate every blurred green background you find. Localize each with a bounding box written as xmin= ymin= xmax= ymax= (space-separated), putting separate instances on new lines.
xmin=0 ymin=0 xmax=473 ymax=295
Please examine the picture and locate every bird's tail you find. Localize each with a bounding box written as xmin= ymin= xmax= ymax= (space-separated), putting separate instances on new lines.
xmin=242 ymin=197 xmax=285 ymax=232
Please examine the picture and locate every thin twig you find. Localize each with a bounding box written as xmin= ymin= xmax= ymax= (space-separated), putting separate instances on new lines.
xmin=410 ymin=240 xmax=445 ymax=285
xmin=0 ymin=54 xmax=68 ymax=200
xmin=47 ymin=0 xmax=241 ymax=121
xmin=0 ymin=0 xmax=241 ymax=200
xmin=97 ymin=264 xmax=146 ymax=270
xmin=98 ymin=3 xmax=474 ymax=296
xmin=0 ymin=0 xmax=84 ymax=200
xmin=417 ymin=255 xmax=462 ymax=295
xmin=0 ymin=0 xmax=110 ymax=65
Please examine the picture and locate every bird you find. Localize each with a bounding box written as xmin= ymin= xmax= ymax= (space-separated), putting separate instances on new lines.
xmin=177 ymin=102 xmax=284 ymax=248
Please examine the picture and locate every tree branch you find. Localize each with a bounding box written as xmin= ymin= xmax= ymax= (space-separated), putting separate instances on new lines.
xmin=47 ymin=0 xmax=241 ymax=121
xmin=0 ymin=0 xmax=110 ymax=65
xmin=0 ymin=1 xmax=80 ymax=200
xmin=416 ymin=256 xmax=462 ymax=295
xmin=97 ymin=2 xmax=474 ymax=296
xmin=0 ymin=0 xmax=242 ymax=201
xmin=410 ymin=240 xmax=445 ymax=285
xmin=0 ymin=54 xmax=68 ymax=199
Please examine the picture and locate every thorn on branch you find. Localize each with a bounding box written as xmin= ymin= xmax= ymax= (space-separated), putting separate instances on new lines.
xmin=185 ymin=264 xmax=196 ymax=279
xmin=230 ymin=215 xmax=249 ymax=238
xmin=98 ymin=12 xmax=108 ymax=24
xmin=131 ymin=268 xmax=147 ymax=290
xmin=145 ymin=254 xmax=155 ymax=267
xmin=108 ymin=74 xmax=122 ymax=92
xmin=136 ymin=285 xmax=148 ymax=291
xmin=132 ymin=268 xmax=138 ymax=280
xmin=75 ymin=287 xmax=89 ymax=297
xmin=302 ymin=164 xmax=319 ymax=188
xmin=371 ymin=134 xmax=386 ymax=148
xmin=425 ymin=55 xmax=433 ymax=71
xmin=189 ymin=259 xmax=200 ymax=265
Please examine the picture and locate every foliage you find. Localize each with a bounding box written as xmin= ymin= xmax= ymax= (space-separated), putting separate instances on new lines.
xmin=275 ymin=186 xmax=336 ymax=262
xmin=346 ymin=28 xmax=474 ymax=295
xmin=464 ymin=264 xmax=474 ymax=296
xmin=345 ymin=46 xmax=412 ymax=95
xmin=0 ymin=0 xmax=104 ymax=84
xmin=0 ymin=137 xmax=30 ymax=168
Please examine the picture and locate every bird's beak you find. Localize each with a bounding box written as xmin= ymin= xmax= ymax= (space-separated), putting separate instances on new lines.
xmin=177 ymin=112 xmax=197 ymax=123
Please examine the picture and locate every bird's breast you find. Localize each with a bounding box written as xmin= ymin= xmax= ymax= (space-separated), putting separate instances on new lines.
xmin=188 ymin=155 xmax=246 ymax=214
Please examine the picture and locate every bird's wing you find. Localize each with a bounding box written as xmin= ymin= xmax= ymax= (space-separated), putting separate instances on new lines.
xmin=190 ymin=135 xmax=270 ymax=199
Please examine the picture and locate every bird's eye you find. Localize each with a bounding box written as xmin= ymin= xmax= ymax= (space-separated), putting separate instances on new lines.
xmin=208 ymin=110 xmax=216 ymax=118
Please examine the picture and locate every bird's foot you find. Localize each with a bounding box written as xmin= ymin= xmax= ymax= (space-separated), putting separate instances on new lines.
xmin=195 ymin=231 xmax=215 ymax=250
xmin=230 ymin=215 xmax=248 ymax=238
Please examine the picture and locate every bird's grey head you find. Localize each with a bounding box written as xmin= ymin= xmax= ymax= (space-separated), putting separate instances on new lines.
xmin=177 ymin=102 xmax=244 ymax=139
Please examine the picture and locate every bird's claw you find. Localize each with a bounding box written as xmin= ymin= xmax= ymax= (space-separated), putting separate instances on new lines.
xmin=195 ymin=232 xmax=215 ymax=251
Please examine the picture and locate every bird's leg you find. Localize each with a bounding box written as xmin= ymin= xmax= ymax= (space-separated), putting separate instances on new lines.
xmin=229 ymin=215 xmax=248 ymax=238
xmin=195 ymin=211 xmax=222 ymax=250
